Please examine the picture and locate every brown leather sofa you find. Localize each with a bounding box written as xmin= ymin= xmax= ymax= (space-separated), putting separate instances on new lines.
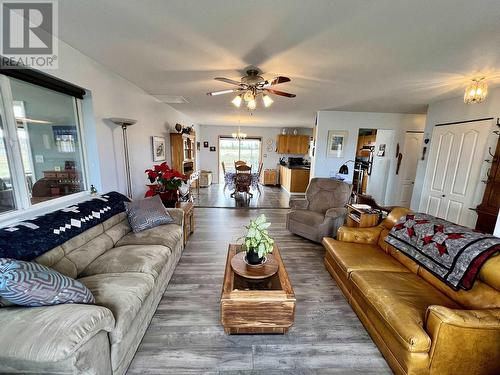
xmin=323 ymin=207 xmax=500 ymax=375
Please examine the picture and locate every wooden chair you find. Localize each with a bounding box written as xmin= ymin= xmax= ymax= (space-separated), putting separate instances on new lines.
xmin=234 ymin=160 xmax=246 ymax=169
xmin=236 ymin=164 xmax=252 ymax=174
xmin=231 ymin=172 xmax=253 ymax=199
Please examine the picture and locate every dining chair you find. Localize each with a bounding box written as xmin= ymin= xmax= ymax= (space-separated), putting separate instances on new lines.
xmin=230 ymin=172 xmax=253 ymax=199
xmin=234 ymin=160 xmax=246 ymax=169
xmin=235 ymin=164 xmax=252 ymax=174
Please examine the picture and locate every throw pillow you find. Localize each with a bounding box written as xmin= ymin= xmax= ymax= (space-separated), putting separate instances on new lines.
xmin=125 ymin=195 xmax=174 ymax=233
xmin=0 ymin=258 xmax=94 ymax=307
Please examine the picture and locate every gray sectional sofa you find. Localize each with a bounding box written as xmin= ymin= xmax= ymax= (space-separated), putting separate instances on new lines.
xmin=0 ymin=208 xmax=184 ymax=374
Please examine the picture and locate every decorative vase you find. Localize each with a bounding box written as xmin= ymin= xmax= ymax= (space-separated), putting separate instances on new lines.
xmin=159 ymin=190 xmax=178 ymax=208
xmin=246 ymin=248 xmax=264 ymax=265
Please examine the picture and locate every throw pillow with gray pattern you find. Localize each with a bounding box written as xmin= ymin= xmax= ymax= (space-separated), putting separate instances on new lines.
xmin=125 ymin=195 xmax=174 ymax=233
xmin=0 ymin=258 xmax=94 ymax=307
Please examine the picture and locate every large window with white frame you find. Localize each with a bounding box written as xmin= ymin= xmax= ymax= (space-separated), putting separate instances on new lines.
xmin=0 ymin=75 xmax=87 ymax=215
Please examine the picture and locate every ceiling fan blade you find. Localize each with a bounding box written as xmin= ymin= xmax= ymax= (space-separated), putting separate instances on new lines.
xmin=206 ymin=89 xmax=240 ymax=96
xmin=265 ymin=89 xmax=296 ymax=98
xmin=262 ymin=76 xmax=291 ymax=87
xmin=214 ymin=77 xmax=242 ymax=86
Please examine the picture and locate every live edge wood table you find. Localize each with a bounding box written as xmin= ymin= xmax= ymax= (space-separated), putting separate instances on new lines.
xmin=220 ymin=244 xmax=296 ymax=334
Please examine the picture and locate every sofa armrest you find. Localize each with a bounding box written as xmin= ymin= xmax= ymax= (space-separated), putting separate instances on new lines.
xmin=336 ymin=225 xmax=384 ymax=244
xmin=325 ymin=207 xmax=347 ymax=218
xmin=166 ymin=208 xmax=184 ymax=227
xmin=0 ymin=304 xmax=115 ymax=363
xmin=425 ymin=306 xmax=500 ymax=375
xmin=289 ymin=198 xmax=308 ymax=210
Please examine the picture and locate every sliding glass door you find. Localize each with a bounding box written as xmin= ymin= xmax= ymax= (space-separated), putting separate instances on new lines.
xmin=218 ymin=137 xmax=261 ymax=182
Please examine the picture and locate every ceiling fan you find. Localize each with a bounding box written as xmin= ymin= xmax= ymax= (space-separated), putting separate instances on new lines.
xmin=206 ymin=69 xmax=296 ymax=109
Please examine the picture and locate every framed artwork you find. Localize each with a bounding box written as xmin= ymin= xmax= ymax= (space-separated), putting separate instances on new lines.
xmin=327 ymin=130 xmax=348 ymax=158
xmin=197 ymin=141 xmax=201 ymax=151
xmin=210 ymin=146 xmax=216 ymax=152
xmin=203 ymin=141 xmax=209 ymax=148
xmin=152 ymin=136 xmax=166 ymax=162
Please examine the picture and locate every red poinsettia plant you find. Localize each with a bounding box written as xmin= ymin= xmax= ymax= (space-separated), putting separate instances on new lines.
xmin=144 ymin=162 xmax=187 ymax=198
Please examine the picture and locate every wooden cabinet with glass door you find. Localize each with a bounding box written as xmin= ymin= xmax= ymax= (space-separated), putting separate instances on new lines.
xmin=170 ymin=132 xmax=196 ymax=177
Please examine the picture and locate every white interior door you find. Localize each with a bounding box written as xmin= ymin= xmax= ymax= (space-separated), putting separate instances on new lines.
xmin=419 ymin=122 xmax=491 ymax=227
xmin=396 ymin=132 xmax=424 ymax=207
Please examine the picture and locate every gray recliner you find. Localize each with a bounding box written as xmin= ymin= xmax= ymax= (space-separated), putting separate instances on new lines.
xmin=286 ymin=178 xmax=352 ymax=243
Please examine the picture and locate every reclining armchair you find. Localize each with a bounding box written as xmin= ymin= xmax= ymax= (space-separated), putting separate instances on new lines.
xmin=286 ymin=178 xmax=352 ymax=243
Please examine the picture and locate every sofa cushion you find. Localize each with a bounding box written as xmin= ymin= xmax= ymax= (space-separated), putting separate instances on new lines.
xmin=323 ymin=238 xmax=411 ymax=275
xmin=125 ymin=196 xmax=174 ymax=233
xmin=350 ymin=271 xmax=460 ymax=353
xmin=0 ymin=304 xmax=114 ymax=362
xmin=288 ymin=209 xmax=325 ymax=226
xmin=79 ymin=273 xmax=154 ymax=344
xmin=0 ymin=259 xmax=94 ymax=307
xmin=116 ymin=223 xmax=182 ymax=250
xmin=80 ymin=245 xmax=172 ymax=279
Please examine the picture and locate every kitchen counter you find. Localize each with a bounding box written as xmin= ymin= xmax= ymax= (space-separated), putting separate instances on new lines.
xmin=279 ymin=164 xmax=311 ymax=170
xmin=279 ymin=165 xmax=310 ymax=194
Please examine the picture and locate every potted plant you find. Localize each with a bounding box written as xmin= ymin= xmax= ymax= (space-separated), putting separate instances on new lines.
xmin=241 ymin=214 xmax=275 ymax=265
xmin=144 ymin=162 xmax=186 ymax=207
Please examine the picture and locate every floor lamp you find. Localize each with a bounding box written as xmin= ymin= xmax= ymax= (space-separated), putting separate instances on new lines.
xmin=109 ymin=118 xmax=137 ymax=198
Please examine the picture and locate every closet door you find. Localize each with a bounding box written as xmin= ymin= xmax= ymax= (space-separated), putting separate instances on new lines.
xmin=419 ymin=122 xmax=490 ymax=227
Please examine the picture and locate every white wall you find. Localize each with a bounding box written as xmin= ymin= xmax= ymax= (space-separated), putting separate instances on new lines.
xmin=411 ymin=87 xmax=500 ymax=210
xmin=311 ymin=111 xmax=426 ymax=206
xmin=40 ymin=40 xmax=198 ymax=199
xmin=198 ymin=125 xmax=312 ymax=182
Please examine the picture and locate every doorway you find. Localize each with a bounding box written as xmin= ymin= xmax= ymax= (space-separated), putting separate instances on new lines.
xmin=218 ymin=136 xmax=262 ymax=183
xmin=395 ymin=131 xmax=424 ymax=207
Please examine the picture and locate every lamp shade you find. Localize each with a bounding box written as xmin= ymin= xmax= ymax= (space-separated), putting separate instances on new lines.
xmin=338 ymin=164 xmax=349 ymax=175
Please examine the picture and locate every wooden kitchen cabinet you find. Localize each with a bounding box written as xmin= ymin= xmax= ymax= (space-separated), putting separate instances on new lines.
xmin=261 ymin=169 xmax=278 ymax=185
xmin=276 ymin=135 xmax=309 ymax=154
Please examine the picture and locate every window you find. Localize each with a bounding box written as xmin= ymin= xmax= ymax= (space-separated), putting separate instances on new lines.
xmin=0 ymin=75 xmax=87 ymax=216
xmin=219 ymin=137 xmax=261 ymax=182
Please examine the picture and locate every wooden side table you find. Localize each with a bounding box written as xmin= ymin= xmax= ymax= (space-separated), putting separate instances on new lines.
xmin=175 ymin=201 xmax=194 ymax=246
xmin=345 ymin=204 xmax=380 ymax=227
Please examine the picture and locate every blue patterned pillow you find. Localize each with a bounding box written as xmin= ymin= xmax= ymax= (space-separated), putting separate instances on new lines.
xmin=0 ymin=259 xmax=94 ymax=307
xmin=125 ymin=195 xmax=174 ymax=233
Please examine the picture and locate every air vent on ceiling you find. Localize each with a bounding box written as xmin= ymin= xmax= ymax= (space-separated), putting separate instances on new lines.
xmin=153 ymin=95 xmax=189 ymax=104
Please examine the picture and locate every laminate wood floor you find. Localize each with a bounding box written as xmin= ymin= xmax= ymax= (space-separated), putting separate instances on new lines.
xmin=194 ymin=183 xmax=293 ymax=208
xmin=127 ymin=208 xmax=392 ymax=375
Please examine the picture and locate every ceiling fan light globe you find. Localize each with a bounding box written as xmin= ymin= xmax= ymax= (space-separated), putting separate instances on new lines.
xmin=243 ymin=91 xmax=254 ymax=102
xmin=262 ymin=95 xmax=273 ymax=107
xmin=247 ymin=98 xmax=257 ymax=110
xmin=231 ymin=95 xmax=242 ymax=107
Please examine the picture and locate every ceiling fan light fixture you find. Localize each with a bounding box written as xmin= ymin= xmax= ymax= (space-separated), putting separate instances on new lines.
xmin=262 ymin=94 xmax=273 ymax=108
xmin=464 ymin=77 xmax=488 ymax=104
xmin=247 ymin=98 xmax=257 ymax=110
xmin=231 ymin=95 xmax=242 ymax=107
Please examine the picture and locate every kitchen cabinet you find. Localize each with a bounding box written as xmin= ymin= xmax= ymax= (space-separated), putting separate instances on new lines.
xmin=276 ymin=135 xmax=309 ymax=154
xmin=279 ymin=165 xmax=310 ymax=193
xmin=261 ymin=169 xmax=278 ymax=185
xmin=356 ymin=133 xmax=377 ymax=157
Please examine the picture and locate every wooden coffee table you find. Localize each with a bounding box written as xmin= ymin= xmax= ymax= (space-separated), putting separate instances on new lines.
xmin=220 ymin=244 xmax=296 ymax=334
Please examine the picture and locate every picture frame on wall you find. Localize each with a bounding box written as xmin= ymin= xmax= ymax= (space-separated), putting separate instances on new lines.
xmin=152 ymin=136 xmax=166 ymax=162
xmin=210 ymin=146 xmax=216 ymax=152
xmin=203 ymin=141 xmax=209 ymax=148
xmin=327 ymin=130 xmax=348 ymax=158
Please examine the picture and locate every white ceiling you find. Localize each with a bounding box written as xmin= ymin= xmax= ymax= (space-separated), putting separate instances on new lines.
xmin=58 ymin=0 xmax=500 ymax=127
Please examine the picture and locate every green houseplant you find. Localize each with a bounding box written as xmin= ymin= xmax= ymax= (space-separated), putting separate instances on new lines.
xmin=241 ymin=214 xmax=275 ymax=265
